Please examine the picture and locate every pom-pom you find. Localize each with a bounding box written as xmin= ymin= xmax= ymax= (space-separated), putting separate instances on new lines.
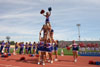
xmin=1 ymin=54 xmax=8 ymax=58
xmin=36 ymin=54 xmax=39 ymax=57
xmin=89 ymin=60 xmax=93 ymax=64
xmin=40 ymin=9 xmax=45 ymax=14
xmin=20 ymin=57 xmax=25 ymax=61
xmin=66 ymin=47 xmax=71 ymax=50
xmin=4 ymin=54 xmax=8 ymax=58
xmin=48 ymin=7 xmax=52 ymax=11
xmin=51 ymin=29 xmax=54 ymax=32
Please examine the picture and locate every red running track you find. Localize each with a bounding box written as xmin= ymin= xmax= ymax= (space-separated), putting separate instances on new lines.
xmin=0 ymin=54 xmax=100 ymax=67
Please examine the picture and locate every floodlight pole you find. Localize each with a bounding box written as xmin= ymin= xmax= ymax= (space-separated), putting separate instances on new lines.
xmin=76 ymin=24 xmax=81 ymax=41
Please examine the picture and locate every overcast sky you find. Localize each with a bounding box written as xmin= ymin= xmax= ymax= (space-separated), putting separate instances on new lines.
xmin=0 ymin=0 xmax=100 ymax=42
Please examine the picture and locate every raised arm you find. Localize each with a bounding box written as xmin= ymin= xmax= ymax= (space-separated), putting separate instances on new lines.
xmin=49 ymin=11 xmax=51 ymax=16
xmin=42 ymin=13 xmax=46 ymax=17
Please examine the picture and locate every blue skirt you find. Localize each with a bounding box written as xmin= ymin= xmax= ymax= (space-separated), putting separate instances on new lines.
xmin=54 ymin=47 xmax=58 ymax=51
xmin=72 ymin=47 xmax=79 ymax=51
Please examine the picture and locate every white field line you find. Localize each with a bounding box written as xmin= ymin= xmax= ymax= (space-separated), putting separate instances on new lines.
xmin=0 ymin=64 xmax=20 ymax=67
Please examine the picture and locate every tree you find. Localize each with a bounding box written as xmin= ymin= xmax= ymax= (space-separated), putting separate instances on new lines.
xmin=10 ymin=41 xmax=15 ymax=45
xmin=6 ymin=36 xmax=10 ymax=42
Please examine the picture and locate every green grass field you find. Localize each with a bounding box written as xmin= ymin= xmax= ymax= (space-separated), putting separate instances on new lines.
xmin=8 ymin=48 xmax=73 ymax=55
xmin=6 ymin=47 xmax=100 ymax=56
xmin=57 ymin=48 xmax=73 ymax=55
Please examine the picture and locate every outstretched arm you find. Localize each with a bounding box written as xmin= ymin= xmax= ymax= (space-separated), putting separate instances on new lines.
xmin=42 ymin=13 xmax=46 ymax=17
xmin=69 ymin=44 xmax=72 ymax=48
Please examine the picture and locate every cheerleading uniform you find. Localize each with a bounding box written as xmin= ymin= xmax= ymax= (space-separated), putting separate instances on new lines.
xmin=28 ymin=43 xmax=32 ymax=54
xmin=15 ymin=43 xmax=18 ymax=50
xmin=37 ymin=43 xmax=40 ymax=51
xmin=72 ymin=43 xmax=79 ymax=51
xmin=5 ymin=43 xmax=10 ymax=48
xmin=51 ymin=44 xmax=54 ymax=52
xmin=19 ymin=43 xmax=24 ymax=54
xmin=5 ymin=42 xmax=10 ymax=53
xmin=33 ymin=44 xmax=36 ymax=50
xmin=39 ymin=41 xmax=44 ymax=51
xmin=51 ymin=29 xmax=54 ymax=32
xmin=46 ymin=18 xmax=49 ymax=22
xmin=25 ymin=44 xmax=28 ymax=50
xmin=46 ymin=43 xmax=52 ymax=52
xmin=54 ymin=44 xmax=58 ymax=51
xmin=37 ymin=41 xmax=44 ymax=52
xmin=45 ymin=15 xmax=50 ymax=22
xmin=0 ymin=42 xmax=5 ymax=53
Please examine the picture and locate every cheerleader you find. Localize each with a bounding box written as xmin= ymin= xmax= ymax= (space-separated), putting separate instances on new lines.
xmin=33 ymin=42 xmax=36 ymax=54
xmin=37 ymin=37 xmax=44 ymax=65
xmin=25 ymin=42 xmax=28 ymax=54
xmin=39 ymin=24 xmax=49 ymax=44
xmin=46 ymin=38 xmax=53 ymax=63
xmin=42 ymin=9 xmax=51 ymax=26
xmin=15 ymin=42 xmax=18 ymax=51
xmin=5 ymin=41 xmax=10 ymax=54
xmin=19 ymin=42 xmax=24 ymax=54
xmin=28 ymin=42 xmax=32 ymax=54
xmin=54 ymin=40 xmax=58 ymax=61
xmin=13 ymin=42 xmax=18 ymax=55
xmin=69 ymin=40 xmax=79 ymax=62
xmin=0 ymin=40 xmax=5 ymax=53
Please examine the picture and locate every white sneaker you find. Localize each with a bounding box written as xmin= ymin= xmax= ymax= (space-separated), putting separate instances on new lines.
xmin=42 ymin=63 xmax=45 ymax=65
xmin=74 ymin=59 xmax=77 ymax=62
xmin=13 ymin=53 xmax=16 ymax=55
xmin=38 ymin=62 xmax=40 ymax=65
xmin=47 ymin=58 xmax=49 ymax=60
xmin=4 ymin=53 xmax=7 ymax=55
xmin=40 ymin=59 xmax=42 ymax=62
xmin=48 ymin=60 xmax=50 ymax=62
xmin=55 ymin=59 xmax=58 ymax=61
xmin=51 ymin=61 xmax=53 ymax=64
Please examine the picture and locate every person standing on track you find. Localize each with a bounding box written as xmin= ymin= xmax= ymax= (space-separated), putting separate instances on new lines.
xmin=69 ymin=40 xmax=79 ymax=62
xmin=25 ymin=42 xmax=28 ymax=54
xmin=19 ymin=42 xmax=24 ymax=54
xmin=5 ymin=41 xmax=10 ymax=54
xmin=0 ymin=40 xmax=5 ymax=54
xmin=13 ymin=42 xmax=19 ymax=55
xmin=33 ymin=42 xmax=36 ymax=54
xmin=54 ymin=40 xmax=59 ymax=61
xmin=28 ymin=42 xmax=32 ymax=54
